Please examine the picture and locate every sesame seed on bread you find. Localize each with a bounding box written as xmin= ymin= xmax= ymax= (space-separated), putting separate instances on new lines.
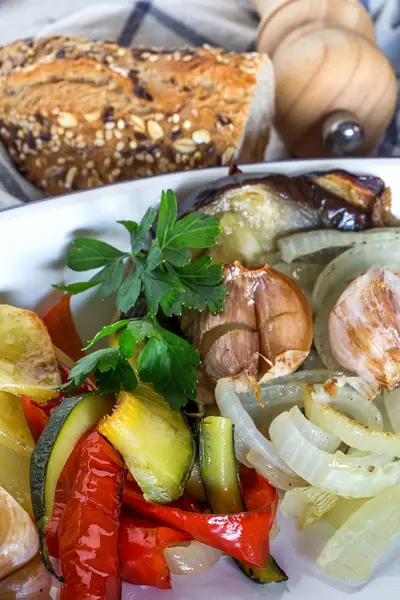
xmin=0 ymin=36 xmax=274 ymax=196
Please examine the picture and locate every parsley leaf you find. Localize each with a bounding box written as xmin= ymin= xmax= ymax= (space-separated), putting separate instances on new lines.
xmin=60 ymin=348 xmax=118 ymax=392
xmin=116 ymin=270 xmax=142 ymax=314
xmin=120 ymin=207 xmax=157 ymax=255
xmin=119 ymin=328 xmax=136 ymax=359
xmin=56 ymin=188 xmax=227 ymax=411
xmin=146 ymin=241 xmax=162 ymax=271
xmin=67 ymin=239 xmax=128 ymax=271
xmin=170 ymin=255 xmax=227 ymax=313
xmin=141 ymin=267 xmax=183 ymax=315
xmin=84 ymin=320 xmax=130 ymax=350
xmin=163 ymin=213 xmax=221 ymax=250
xmin=156 ymin=189 xmax=178 ymax=248
xmin=53 ymin=281 xmax=100 ymax=294
xmin=90 ymin=259 xmax=125 ymax=298
xmin=127 ymin=317 xmax=158 ymax=341
xmin=137 ymin=328 xmax=199 ymax=409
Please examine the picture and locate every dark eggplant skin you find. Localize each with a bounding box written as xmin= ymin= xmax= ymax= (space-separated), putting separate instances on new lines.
xmin=178 ymin=169 xmax=387 ymax=231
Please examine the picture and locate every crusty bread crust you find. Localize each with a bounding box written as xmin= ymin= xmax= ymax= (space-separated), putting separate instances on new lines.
xmin=0 ymin=36 xmax=273 ymax=196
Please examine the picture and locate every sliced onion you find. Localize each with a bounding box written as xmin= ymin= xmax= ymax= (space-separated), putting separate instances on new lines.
xmin=314 ymin=306 xmax=341 ymax=369
xmin=316 ymin=482 xmax=400 ymax=583
xmin=307 ymin=379 xmax=384 ymax=429
xmin=271 ymin=262 xmax=323 ymax=301
xmin=280 ymin=486 xmax=338 ymax=528
xmin=324 ymin=496 xmax=368 ymax=529
xmin=384 ymin=388 xmax=400 ymax=434
xmin=278 ymin=228 xmax=400 ymax=263
xmin=299 ymin=349 xmax=326 ymax=371
xmin=164 ymin=541 xmax=224 ymax=575
xmin=304 ymin=383 xmax=400 ymax=456
xmin=290 ymin=403 xmax=340 ymax=452
xmin=239 ymin=369 xmax=344 ymax=421
xmin=269 ymin=407 xmax=400 ymax=497
xmin=215 ymin=379 xmax=304 ymax=490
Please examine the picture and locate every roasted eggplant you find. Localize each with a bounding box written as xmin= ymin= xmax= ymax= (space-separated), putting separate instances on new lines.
xmin=179 ymin=170 xmax=388 ymax=266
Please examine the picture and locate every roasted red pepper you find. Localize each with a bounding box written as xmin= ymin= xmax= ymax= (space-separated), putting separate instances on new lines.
xmin=21 ymin=396 xmax=51 ymax=442
xmin=240 ymin=466 xmax=278 ymax=521
xmin=58 ymin=431 xmax=126 ymax=600
xmin=120 ymin=511 xmax=191 ymax=589
xmin=123 ymin=483 xmax=271 ymax=568
xmin=42 ymin=294 xmax=84 ymax=363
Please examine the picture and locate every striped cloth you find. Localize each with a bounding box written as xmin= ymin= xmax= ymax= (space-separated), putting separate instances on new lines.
xmin=0 ymin=0 xmax=399 ymax=209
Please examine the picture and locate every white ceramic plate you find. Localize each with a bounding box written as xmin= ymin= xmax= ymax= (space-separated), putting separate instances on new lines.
xmin=2 ymin=157 xmax=400 ymax=600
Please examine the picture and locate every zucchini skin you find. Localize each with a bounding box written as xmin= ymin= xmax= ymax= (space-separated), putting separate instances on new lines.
xmin=30 ymin=393 xmax=114 ymax=580
xmin=199 ymin=416 xmax=245 ymax=514
xmin=238 ymin=555 xmax=288 ymax=584
xmin=199 ymin=415 xmax=287 ymax=584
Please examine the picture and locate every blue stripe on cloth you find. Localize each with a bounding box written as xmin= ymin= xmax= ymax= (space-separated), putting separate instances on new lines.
xmin=150 ymin=6 xmax=216 ymax=47
xmin=242 ymin=7 xmax=260 ymax=24
xmin=117 ymin=1 xmax=152 ymax=47
xmin=358 ymin=0 xmax=369 ymax=10
xmin=246 ymin=39 xmax=257 ymax=52
xmin=0 ymin=163 xmax=31 ymax=202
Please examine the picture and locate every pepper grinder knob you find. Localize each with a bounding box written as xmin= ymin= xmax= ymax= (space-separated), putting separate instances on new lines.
xmin=322 ymin=111 xmax=365 ymax=156
xmin=249 ymin=0 xmax=397 ymax=158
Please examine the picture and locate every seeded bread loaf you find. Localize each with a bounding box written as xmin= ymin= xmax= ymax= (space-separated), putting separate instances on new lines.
xmin=0 ymin=36 xmax=274 ymax=196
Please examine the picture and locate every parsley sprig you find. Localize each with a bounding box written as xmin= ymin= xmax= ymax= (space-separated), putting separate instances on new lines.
xmin=56 ymin=190 xmax=227 ymax=409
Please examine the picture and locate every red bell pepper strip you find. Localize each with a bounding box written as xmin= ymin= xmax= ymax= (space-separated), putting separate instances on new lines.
xmin=58 ymin=431 xmax=126 ymax=600
xmin=123 ymin=483 xmax=271 ymax=568
xmin=42 ymin=294 xmax=85 ymax=363
xmin=22 ymin=396 xmax=51 ymax=442
xmin=120 ymin=511 xmax=191 ymax=589
xmin=240 ymin=466 xmax=278 ymax=523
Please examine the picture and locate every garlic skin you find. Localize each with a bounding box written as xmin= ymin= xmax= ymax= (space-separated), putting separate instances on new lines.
xmin=194 ymin=261 xmax=313 ymax=394
xmin=329 ymin=267 xmax=400 ymax=391
xmin=253 ymin=266 xmax=313 ymax=382
xmin=0 ymin=486 xmax=39 ymax=580
xmin=0 ymin=554 xmax=52 ymax=598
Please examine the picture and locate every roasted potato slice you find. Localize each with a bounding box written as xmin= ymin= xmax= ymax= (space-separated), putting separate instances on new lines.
xmin=0 ymin=306 xmax=60 ymax=403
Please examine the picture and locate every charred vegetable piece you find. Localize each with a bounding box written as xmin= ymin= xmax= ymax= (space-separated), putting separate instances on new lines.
xmin=30 ymin=393 xmax=115 ymax=577
xmin=199 ymin=417 xmax=286 ymax=584
xmin=99 ymin=387 xmax=195 ymax=503
xmin=199 ymin=416 xmax=245 ymax=514
xmin=311 ymin=170 xmax=385 ymax=211
xmin=179 ymin=171 xmax=385 ymax=266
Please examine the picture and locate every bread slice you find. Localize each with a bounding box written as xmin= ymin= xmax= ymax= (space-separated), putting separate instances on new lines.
xmin=0 ymin=37 xmax=274 ymax=196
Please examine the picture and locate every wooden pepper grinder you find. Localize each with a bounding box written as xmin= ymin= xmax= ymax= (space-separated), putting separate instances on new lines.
xmin=250 ymin=0 xmax=398 ymax=157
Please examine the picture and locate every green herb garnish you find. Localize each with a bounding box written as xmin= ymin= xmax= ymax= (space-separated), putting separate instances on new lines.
xmin=55 ymin=190 xmax=227 ymax=409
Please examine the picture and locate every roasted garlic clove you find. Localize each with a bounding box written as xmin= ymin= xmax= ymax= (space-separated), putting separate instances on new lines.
xmin=253 ymin=265 xmax=313 ymax=382
xmin=0 ymin=486 xmax=39 ymax=580
xmin=329 ymin=267 xmax=400 ymax=391
xmin=0 ymin=554 xmax=52 ymax=598
xmin=195 ymin=261 xmax=313 ymax=394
